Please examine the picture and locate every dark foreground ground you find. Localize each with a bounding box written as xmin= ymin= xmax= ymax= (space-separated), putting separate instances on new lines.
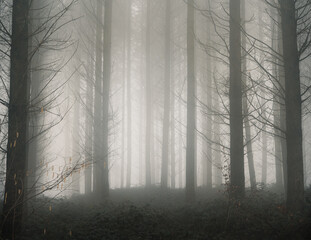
xmin=2 ymin=186 xmax=311 ymax=240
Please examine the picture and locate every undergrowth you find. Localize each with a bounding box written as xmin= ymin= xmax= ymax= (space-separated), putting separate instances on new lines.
xmin=1 ymin=187 xmax=311 ymax=239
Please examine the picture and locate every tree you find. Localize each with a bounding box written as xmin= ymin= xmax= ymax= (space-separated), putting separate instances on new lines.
xmin=186 ymin=0 xmax=196 ymax=202
xmin=101 ymin=0 xmax=113 ymax=197
xmin=93 ymin=0 xmax=103 ymax=194
xmin=279 ymin=0 xmax=304 ymax=212
xmin=229 ymin=0 xmax=244 ymax=198
xmin=2 ymin=0 xmax=29 ymax=238
xmin=161 ymin=0 xmax=171 ymax=189
xmin=145 ymin=0 xmax=152 ymax=188
xmin=270 ymin=4 xmax=283 ymax=191
xmin=241 ymin=0 xmax=256 ymax=190
xmin=126 ymin=0 xmax=132 ymax=188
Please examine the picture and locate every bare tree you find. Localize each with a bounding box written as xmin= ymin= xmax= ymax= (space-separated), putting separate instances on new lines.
xmin=186 ymin=0 xmax=196 ymax=202
xmin=279 ymin=0 xmax=305 ymax=212
xmin=229 ymin=0 xmax=244 ymax=198
xmin=2 ymin=0 xmax=29 ymax=238
xmin=161 ymin=0 xmax=171 ymax=190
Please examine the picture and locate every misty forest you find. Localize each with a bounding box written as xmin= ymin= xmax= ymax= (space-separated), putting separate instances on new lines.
xmin=1 ymin=0 xmax=311 ymax=239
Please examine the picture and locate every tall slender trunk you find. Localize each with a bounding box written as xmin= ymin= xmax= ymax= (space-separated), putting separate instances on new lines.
xmin=277 ymin=12 xmax=287 ymax=195
xmin=241 ymin=0 xmax=256 ymax=190
xmin=229 ymin=0 xmax=244 ymax=198
xmin=27 ymin=0 xmax=41 ymax=198
xmin=2 ymin=1 xmax=29 ymax=238
xmin=72 ymin=75 xmax=81 ymax=193
xmin=170 ymin=24 xmax=176 ymax=189
xmin=178 ymin=92 xmax=183 ymax=188
xmin=126 ymin=0 xmax=132 ymax=188
xmin=84 ymin=29 xmax=94 ymax=194
xmin=139 ymin=0 xmax=145 ymax=186
xmin=121 ymin=15 xmax=126 ymax=188
xmin=258 ymin=5 xmax=267 ymax=185
xmin=186 ymin=0 xmax=196 ymax=202
xmin=214 ymin=92 xmax=222 ymax=186
xmin=271 ymin=7 xmax=283 ymax=190
xmin=280 ymin=0 xmax=304 ymax=212
xmin=161 ymin=0 xmax=171 ymax=189
xmin=205 ymin=19 xmax=213 ymax=190
xmin=101 ymin=0 xmax=113 ymax=197
xmin=93 ymin=0 xmax=103 ymax=193
xmin=145 ymin=0 xmax=152 ymax=187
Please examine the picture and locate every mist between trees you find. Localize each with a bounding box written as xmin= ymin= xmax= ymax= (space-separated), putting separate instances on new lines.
xmin=0 ymin=0 xmax=311 ymax=239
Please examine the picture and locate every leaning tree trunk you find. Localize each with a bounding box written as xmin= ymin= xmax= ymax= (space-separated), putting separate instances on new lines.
xmin=229 ymin=0 xmax=244 ymax=198
xmin=280 ymin=0 xmax=304 ymax=212
xmin=2 ymin=1 xmax=29 ymax=239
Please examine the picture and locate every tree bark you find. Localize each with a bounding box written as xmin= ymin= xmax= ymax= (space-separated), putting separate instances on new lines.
xmin=229 ymin=0 xmax=244 ymax=198
xmin=2 ymin=1 xmax=29 ymax=238
xmin=280 ymin=0 xmax=304 ymax=212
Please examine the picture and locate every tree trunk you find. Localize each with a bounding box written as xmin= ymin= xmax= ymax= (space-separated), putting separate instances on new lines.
xmin=27 ymin=0 xmax=42 ymax=198
xmin=277 ymin=12 xmax=287 ymax=195
xmin=72 ymin=72 xmax=81 ymax=194
xmin=178 ymin=93 xmax=183 ymax=188
xmin=139 ymin=0 xmax=145 ymax=186
xmin=161 ymin=0 xmax=171 ymax=189
xmin=121 ymin=7 xmax=126 ymax=188
xmin=258 ymin=5 xmax=267 ymax=185
xmin=271 ymin=8 xmax=283 ymax=190
xmin=126 ymin=0 xmax=132 ymax=188
xmin=84 ymin=29 xmax=94 ymax=195
xmin=145 ymin=0 xmax=152 ymax=187
xmin=229 ymin=0 xmax=244 ymax=198
xmin=205 ymin=20 xmax=213 ymax=190
xmin=101 ymin=0 xmax=113 ymax=197
xmin=241 ymin=0 xmax=256 ymax=190
xmin=280 ymin=0 xmax=304 ymax=212
xmin=170 ymin=23 xmax=176 ymax=189
xmin=214 ymin=93 xmax=222 ymax=187
xmin=186 ymin=0 xmax=196 ymax=202
xmin=93 ymin=0 xmax=103 ymax=194
xmin=2 ymin=1 xmax=29 ymax=238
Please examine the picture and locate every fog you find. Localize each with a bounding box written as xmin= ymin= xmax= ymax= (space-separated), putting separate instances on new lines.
xmin=1 ymin=0 xmax=311 ymax=239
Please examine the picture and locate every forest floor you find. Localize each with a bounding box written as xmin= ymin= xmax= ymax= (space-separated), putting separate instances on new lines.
xmin=2 ymin=186 xmax=311 ymax=240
